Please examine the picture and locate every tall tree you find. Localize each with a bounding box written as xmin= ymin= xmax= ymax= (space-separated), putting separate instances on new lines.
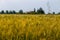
xmin=19 ymin=9 xmax=23 ymax=14
xmin=9 ymin=11 xmax=13 ymax=14
xmin=12 ymin=10 xmax=16 ymax=14
xmin=34 ymin=8 xmax=36 ymax=12
xmin=58 ymin=12 xmax=60 ymax=14
xmin=37 ymin=7 xmax=45 ymax=14
xmin=1 ymin=10 xmax=4 ymax=14
xmin=53 ymin=12 xmax=55 ymax=14
xmin=6 ymin=10 xmax=9 ymax=14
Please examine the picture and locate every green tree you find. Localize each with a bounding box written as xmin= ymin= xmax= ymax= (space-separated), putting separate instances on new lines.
xmin=34 ymin=8 xmax=37 ymax=14
xmin=1 ymin=10 xmax=4 ymax=14
xmin=53 ymin=12 xmax=55 ymax=14
xmin=37 ymin=7 xmax=45 ymax=14
xmin=9 ymin=11 xmax=13 ymax=14
xmin=34 ymin=8 xmax=36 ymax=12
xmin=6 ymin=10 xmax=9 ymax=14
xmin=19 ymin=9 xmax=23 ymax=14
xmin=12 ymin=10 xmax=16 ymax=14
xmin=58 ymin=12 xmax=60 ymax=14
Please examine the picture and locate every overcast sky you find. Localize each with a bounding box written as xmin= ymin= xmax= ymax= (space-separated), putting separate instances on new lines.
xmin=0 ymin=0 xmax=60 ymax=13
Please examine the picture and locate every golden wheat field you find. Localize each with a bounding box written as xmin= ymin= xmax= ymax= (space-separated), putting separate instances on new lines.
xmin=0 ymin=14 xmax=60 ymax=40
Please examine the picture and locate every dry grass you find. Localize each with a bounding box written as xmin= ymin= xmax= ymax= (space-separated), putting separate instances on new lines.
xmin=0 ymin=14 xmax=60 ymax=40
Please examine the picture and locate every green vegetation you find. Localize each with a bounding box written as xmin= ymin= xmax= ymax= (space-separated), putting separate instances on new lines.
xmin=0 ymin=7 xmax=45 ymax=14
xmin=1 ymin=7 xmax=60 ymax=14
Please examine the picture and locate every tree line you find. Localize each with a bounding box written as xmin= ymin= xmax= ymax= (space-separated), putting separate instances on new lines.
xmin=0 ymin=7 xmax=60 ymax=14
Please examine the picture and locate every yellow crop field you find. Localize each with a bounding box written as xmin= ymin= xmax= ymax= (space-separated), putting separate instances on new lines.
xmin=0 ymin=14 xmax=60 ymax=40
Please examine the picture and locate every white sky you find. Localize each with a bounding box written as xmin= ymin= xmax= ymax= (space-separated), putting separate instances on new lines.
xmin=0 ymin=0 xmax=60 ymax=13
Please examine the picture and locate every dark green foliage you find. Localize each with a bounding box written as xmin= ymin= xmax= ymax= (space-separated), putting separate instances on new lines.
xmin=37 ymin=7 xmax=45 ymax=14
xmin=12 ymin=10 xmax=16 ymax=14
xmin=19 ymin=9 xmax=23 ymax=14
xmin=34 ymin=8 xmax=36 ymax=12
xmin=1 ymin=7 xmax=59 ymax=14
xmin=1 ymin=10 xmax=5 ymax=14
xmin=0 ymin=7 xmax=46 ymax=14
xmin=58 ymin=12 xmax=60 ymax=14
xmin=6 ymin=10 xmax=9 ymax=14
xmin=53 ymin=12 xmax=55 ymax=14
xmin=9 ymin=11 xmax=13 ymax=14
xmin=6 ymin=10 xmax=16 ymax=14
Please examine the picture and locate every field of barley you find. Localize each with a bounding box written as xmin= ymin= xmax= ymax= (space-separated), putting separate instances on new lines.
xmin=0 ymin=14 xmax=60 ymax=40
